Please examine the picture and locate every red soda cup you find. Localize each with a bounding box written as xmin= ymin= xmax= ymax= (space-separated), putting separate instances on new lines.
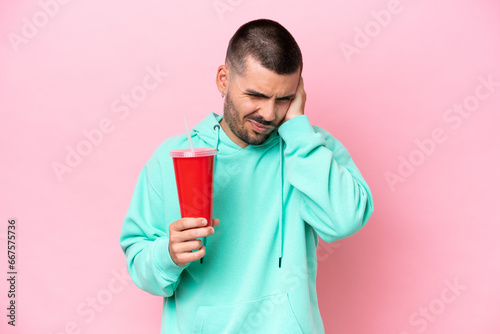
xmin=169 ymin=148 xmax=218 ymax=226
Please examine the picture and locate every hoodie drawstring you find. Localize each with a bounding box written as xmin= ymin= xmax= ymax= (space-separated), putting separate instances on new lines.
xmin=213 ymin=124 xmax=221 ymax=151
xmin=200 ymin=124 xmax=221 ymax=264
xmin=278 ymin=136 xmax=283 ymax=268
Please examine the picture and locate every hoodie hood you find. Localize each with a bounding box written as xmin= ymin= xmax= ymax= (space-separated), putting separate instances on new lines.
xmin=191 ymin=112 xmax=284 ymax=268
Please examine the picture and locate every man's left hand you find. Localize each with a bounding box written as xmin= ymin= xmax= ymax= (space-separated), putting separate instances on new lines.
xmin=280 ymin=76 xmax=306 ymax=126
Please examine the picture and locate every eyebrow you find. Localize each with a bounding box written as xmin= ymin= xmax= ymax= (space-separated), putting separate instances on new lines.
xmin=245 ymin=89 xmax=295 ymax=101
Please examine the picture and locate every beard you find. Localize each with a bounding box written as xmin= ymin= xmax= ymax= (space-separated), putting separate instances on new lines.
xmin=223 ymin=90 xmax=274 ymax=146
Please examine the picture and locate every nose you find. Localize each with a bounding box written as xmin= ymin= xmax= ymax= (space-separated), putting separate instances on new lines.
xmin=259 ymin=99 xmax=276 ymax=122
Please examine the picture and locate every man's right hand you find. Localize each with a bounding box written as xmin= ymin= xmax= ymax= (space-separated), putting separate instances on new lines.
xmin=168 ymin=217 xmax=220 ymax=267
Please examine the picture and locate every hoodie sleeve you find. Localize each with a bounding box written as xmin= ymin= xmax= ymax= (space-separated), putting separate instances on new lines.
xmin=278 ymin=115 xmax=374 ymax=243
xmin=119 ymin=159 xmax=186 ymax=297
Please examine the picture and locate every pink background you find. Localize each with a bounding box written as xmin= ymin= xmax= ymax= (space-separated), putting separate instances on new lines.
xmin=1 ymin=0 xmax=499 ymax=333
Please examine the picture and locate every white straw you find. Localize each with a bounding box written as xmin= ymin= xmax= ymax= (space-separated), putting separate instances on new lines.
xmin=183 ymin=115 xmax=194 ymax=152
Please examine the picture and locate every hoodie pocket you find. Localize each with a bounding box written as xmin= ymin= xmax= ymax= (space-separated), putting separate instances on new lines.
xmin=192 ymin=293 xmax=303 ymax=334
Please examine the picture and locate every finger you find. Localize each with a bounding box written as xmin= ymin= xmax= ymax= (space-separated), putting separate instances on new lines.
xmin=177 ymin=226 xmax=214 ymax=241
xmin=170 ymin=217 xmax=208 ymax=232
xmin=297 ymin=77 xmax=305 ymax=97
xmin=171 ymin=240 xmax=203 ymax=254
xmin=176 ymin=246 xmax=206 ymax=263
xmin=300 ymin=78 xmax=306 ymax=101
xmin=212 ymin=218 xmax=221 ymax=227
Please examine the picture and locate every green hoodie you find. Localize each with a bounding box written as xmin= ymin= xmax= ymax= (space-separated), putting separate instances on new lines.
xmin=119 ymin=112 xmax=374 ymax=333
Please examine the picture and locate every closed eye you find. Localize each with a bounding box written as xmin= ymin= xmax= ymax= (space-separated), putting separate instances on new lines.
xmin=246 ymin=92 xmax=269 ymax=99
xmin=276 ymin=95 xmax=294 ymax=102
xmin=244 ymin=90 xmax=294 ymax=101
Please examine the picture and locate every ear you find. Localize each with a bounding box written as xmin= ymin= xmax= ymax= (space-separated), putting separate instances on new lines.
xmin=216 ymin=64 xmax=230 ymax=95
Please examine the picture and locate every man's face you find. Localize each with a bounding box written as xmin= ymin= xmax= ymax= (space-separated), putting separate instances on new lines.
xmin=220 ymin=56 xmax=301 ymax=148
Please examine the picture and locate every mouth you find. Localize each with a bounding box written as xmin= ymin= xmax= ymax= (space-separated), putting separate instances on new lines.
xmin=248 ymin=119 xmax=273 ymax=134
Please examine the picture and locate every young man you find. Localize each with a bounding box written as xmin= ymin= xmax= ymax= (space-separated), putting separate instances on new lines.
xmin=120 ymin=19 xmax=374 ymax=333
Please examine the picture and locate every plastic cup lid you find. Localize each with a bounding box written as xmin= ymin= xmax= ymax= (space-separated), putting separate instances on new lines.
xmin=169 ymin=148 xmax=218 ymax=158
